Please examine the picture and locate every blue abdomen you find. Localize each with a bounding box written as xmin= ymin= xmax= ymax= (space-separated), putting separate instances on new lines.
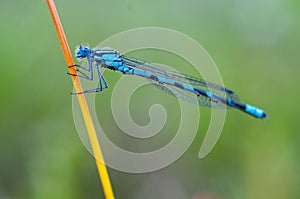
xmin=245 ymin=104 xmax=267 ymax=119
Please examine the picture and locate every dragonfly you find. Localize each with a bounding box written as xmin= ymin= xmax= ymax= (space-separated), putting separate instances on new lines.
xmin=68 ymin=45 xmax=267 ymax=119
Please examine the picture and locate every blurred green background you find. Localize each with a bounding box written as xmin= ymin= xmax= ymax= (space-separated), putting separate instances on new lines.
xmin=0 ymin=0 xmax=299 ymax=198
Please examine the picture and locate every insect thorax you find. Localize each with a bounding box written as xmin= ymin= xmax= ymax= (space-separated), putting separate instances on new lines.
xmin=91 ymin=49 xmax=123 ymax=70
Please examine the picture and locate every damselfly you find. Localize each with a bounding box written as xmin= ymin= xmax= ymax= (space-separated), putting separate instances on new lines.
xmin=68 ymin=45 xmax=267 ymax=119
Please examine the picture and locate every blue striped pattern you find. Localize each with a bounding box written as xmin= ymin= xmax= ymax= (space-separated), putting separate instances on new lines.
xmin=71 ymin=45 xmax=267 ymax=119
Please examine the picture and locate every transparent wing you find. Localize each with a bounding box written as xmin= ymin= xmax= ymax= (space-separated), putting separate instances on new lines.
xmin=122 ymin=55 xmax=240 ymax=107
xmin=153 ymin=83 xmax=223 ymax=108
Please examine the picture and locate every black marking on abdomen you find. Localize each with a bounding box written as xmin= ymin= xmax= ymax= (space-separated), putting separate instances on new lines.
xmin=227 ymin=99 xmax=245 ymax=110
xmin=193 ymin=88 xmax=207 ymax=97
xmin=174 ymin=82 xmax=184 ymax=89
xmin=149 ymin=75 xmax=159 ymax=81
xmin=193 ymin=88 xmax=225 ymax=104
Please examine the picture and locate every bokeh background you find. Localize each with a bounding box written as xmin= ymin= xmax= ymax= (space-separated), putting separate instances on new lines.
xmin=0 ymin=0 xmax=299 ymax=198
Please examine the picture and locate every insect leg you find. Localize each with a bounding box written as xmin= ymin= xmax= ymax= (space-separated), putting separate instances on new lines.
xmin=96 ymin=63 xmax=108 ymax=89
xmin=67 ymin=59 xmax=94 ymax=80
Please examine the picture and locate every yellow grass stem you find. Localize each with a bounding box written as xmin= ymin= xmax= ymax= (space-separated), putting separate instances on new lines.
xmin=46 ymin=1 xmax=115 ymax=198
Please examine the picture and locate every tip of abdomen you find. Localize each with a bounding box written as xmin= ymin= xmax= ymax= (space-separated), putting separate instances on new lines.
xmin=245 ymin=104 xmax=267 ymax=119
